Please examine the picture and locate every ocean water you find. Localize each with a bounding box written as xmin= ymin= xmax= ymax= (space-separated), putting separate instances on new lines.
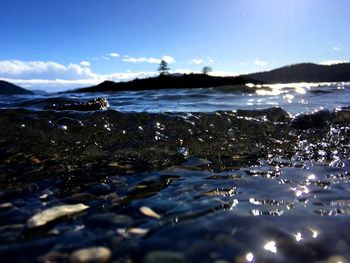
xmin=1 ymin=82 xmax=350 ymax=262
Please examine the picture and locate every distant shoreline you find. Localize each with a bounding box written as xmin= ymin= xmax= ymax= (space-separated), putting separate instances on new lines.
xmin=70 ymin=62 xmax=350 ymax=93
xmin=1 ymin=62 xmax=350 ymax=94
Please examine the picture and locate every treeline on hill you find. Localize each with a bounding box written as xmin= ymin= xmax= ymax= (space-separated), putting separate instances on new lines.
xmin=73 ymin=74 xmax=257 ymax=92
xmin=244 ymin=63 xmax=350 ymax=83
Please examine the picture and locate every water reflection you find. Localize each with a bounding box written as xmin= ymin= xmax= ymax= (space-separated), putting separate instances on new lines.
xmin=264 ymin=241 xmax=277 ymax=254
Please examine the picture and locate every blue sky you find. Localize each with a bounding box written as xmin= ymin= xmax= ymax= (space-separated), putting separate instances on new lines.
xmin=0 ymin=0 xmax=349 ymax=91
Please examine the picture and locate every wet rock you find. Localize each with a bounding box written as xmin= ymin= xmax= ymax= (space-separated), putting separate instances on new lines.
xmin=27 ymin=204 xmax=89 ymax=228
xmin=69 ymin=247 xmax=111 ymax=263
xmin=292 ymin=109 xmax=332 ymax=129
xmin=236 ymin=107 xmax=291 ymax=122
xmin=45 ymin=97 xmax=109 ymax=111
xmin=333 ymin=108 xmax=350 ymax=124
xmin=143 ymin=251 xmax=185 ymax=263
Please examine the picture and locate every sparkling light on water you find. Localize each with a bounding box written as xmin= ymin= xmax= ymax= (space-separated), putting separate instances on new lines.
xmin=264 ymin=241 xmax=277 ymax=254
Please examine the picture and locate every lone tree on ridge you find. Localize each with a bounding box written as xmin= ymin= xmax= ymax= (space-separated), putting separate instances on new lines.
xmin=158 ymin=59 xmax=170 ymax=75
xmin=202 ymin=66 xmax=213 ymax=75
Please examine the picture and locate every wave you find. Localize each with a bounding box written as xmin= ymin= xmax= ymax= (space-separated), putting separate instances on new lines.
xmin=0 ymin=106 xmax=349 ymax=171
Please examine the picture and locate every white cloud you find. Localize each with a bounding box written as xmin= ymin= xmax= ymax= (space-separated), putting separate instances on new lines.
xmin=109 ymin=52 xmax=120 ymax=58
xmin=191 ymin=57 xmax=214 ymax=65
xmin=122 ymin=55 xmax=175 ymax=64
xmin=80 ymin=61 xmax=90 ymax=67
xmin=192 ymin=59 xmax=204 ymax=65
xmin=162 ymin=55 xmax=176 ymax=64
xmin=123 ymin=56 xmax=160 ymax=64
xmin=0 ymin=60 xmax=95 ymax=80
xmin=319 ymin=60 xmax=349 ymax=65
xmin=254 ymin=60 xmax=268 ymax=67
xmin=333 ymin=47 xmax=342 ymax=52
xmin=0 ymin=59 xmax=163 ymax=91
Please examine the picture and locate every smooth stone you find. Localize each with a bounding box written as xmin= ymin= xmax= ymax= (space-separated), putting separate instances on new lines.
xmin=69 ymin=247 xmax=111 ymax=263
xmin=143 ymin=251 xmax=185 ymax=263
xmin=27 ymin=204 xmax=89 ymax=228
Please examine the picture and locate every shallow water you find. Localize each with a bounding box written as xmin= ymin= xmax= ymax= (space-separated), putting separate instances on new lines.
xmin=1 ymin=83 xmax=350 ymax=262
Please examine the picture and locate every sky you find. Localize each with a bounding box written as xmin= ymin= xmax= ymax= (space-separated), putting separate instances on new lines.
xmin=0 ymin=0 xmax=349 ymax=91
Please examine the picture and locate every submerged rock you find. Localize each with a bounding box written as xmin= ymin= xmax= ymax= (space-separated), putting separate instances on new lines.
xmin=291 ymin=109 xmax=333 ymax=129
xmin=69 ymin=247 xmax=111 ymax=263
xmin=27 ymin=204 xmax=89 ymax=228
xmin=333 ymin=107 xmax=350 ymax=124
xmin=44 ymin=97 xmax=109 ymax=111
xmin=236 ymin=107 xmax=291 ymax=122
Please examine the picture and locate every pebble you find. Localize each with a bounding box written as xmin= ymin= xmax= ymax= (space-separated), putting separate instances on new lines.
xmin=140 ymin=206 xmax=161 ymax=219
xmin=128 ymin=227 xmax=149 ymax=236
xmin=69 ymin=247 xmax=112 ymax=263
xmin=27 ymin=204 xmax=89 ymax=228
xmin=143 ymin=251 xmax=185 ymax=263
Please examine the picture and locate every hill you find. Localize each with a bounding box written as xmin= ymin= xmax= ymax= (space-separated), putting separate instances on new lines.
xmin=0 ymin=80 xmax=33 ymax=95
xmin=244 ymin=63 xmax=350 ymax=83
xmin=72 ymin=74 xmax=259 ymax=93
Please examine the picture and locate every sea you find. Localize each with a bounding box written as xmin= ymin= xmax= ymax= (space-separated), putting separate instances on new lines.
xmin=1 ymin=82 xmax=350 ymax=262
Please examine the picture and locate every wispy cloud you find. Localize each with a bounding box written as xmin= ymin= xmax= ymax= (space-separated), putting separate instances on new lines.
xmin=109 ymin=52 xmax=120 ymax=58
xmin=319 ymin=60 xmax=349 ymax=65
xmin=122 ymin=55 xmax=175 ymax=64
xmin=191 ymin=57 xmax=214 ymax=65
xmin=254 ymin=60 xmax=268 ymax=67
xmin=192 ymin=59 xmax=204 ymax=65
xmin=123 ymin=56 xmax=160 ymax=64
xmin=333 ymin=46 xmax=342 ymax=52
xmin=80 ymin=61 xmax=90 ymax=67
